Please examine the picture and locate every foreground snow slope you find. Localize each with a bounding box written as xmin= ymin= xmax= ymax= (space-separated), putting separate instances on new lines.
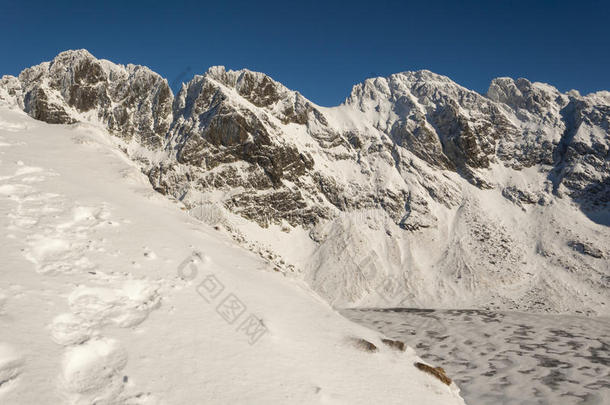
xmin=0 ymin=107 xmax=465 ymax=404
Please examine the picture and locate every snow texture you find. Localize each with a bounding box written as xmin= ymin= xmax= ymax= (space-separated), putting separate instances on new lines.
xmin=0 ymin=108 xmax=465 ymax=404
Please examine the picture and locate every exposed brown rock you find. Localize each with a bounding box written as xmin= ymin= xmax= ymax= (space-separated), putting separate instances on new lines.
xmin=351 ymin=338 xmax=378 ymax=352
xmin=414 ymin=362 xmax=452 ymax=385
xmin=381 ymin=338 xmax=406 ymax=352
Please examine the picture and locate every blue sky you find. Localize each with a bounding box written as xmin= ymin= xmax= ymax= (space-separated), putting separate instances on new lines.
xmin=2 ymin=0 xmax=608 ymax=106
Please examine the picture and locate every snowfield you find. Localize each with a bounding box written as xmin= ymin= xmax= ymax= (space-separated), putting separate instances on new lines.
xmin=343 ymin=308 xmax=610 ymax=405
xmin=0 ymin=107 xmax=466 ymax=404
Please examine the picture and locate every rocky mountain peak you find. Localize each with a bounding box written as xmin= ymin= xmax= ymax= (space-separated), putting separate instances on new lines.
xmin=346 ymin=70 xmax=475 ymax=109
xmin=487 ymin=76 xmax=567 ymax=116
xmin=16 ymin=50 xmax=173 ymax=146
xmin=0 ymin=75 xmax=23 ymax=109
xmin=195 ymin=65 xmax=316 ymax=125
xmin=345 ymin=69 xmax=516 ymax=187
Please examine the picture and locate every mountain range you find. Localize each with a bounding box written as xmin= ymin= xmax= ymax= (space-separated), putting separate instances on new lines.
xmin=1 ymin=49 xmax=608 ymax=315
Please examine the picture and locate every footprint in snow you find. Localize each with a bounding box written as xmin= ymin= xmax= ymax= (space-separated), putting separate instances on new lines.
xmin=56 ymin=205 xmax=115 ymax=231
xmin=0 ymin=343 xmax=24 ymax=395
xmin=62 ymin=281 xmax=161 ymax=331
xmin=50 ymin=313 xmax=98 ymax=346
xmin=0 ymin=183 xmax=33 ymax=198
xmin=0 ymin=119 xmax=27 ymax=132
xmin=60 ymin=338 xmax=127 ymax=404
xmin=23 ymin=234 xmax=96 ymax=275
xmin=19 ymin=204 xmax=117 ymax=275
xmin=19 ymin=175 xmax=47 ymax=183
xmin=0 ymin=165 xmax=45 ymax=182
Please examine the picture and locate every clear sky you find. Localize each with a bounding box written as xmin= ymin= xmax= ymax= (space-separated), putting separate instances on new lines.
xmin=2 ymin=0 xmax=608 ymax=106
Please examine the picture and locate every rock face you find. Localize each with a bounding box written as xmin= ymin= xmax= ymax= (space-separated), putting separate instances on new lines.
xmin=2 ymin=50 xmax=608 ymax=314
xmin=346 ymin=71 xmax=514 ymax=187
xmin=489 ymin=78 xmax=610 ymax=209
xmin=0 ymin=75 xmax=24 ymax=109
xmin=15 ymin=50 xmax=173 ymax=147
xmin=164 ymin=67 xmax=322 ymax=226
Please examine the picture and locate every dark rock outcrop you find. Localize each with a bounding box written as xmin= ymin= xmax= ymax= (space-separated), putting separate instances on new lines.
xmin=17 ymin=49 xmax=173 ymax=147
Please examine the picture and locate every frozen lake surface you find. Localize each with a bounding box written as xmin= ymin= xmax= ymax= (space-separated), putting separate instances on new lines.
xmin=341 ymin=308 xmax=610 ymax=405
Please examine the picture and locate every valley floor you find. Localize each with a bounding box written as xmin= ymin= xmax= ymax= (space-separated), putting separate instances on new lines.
xmin=342 ymin=308 xmax=610 ymax=405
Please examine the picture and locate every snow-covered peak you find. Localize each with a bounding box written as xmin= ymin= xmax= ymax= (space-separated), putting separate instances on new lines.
xmin=52 ymin=48 xmax=95 ymax=60
xmin=200 ymin=65 xmax=302 ymax=111
xmin=487 ymin=76 xmax=567 ymax=115
xmin=14 ymin=49 xmax=173 ymax=146
xmin=586 ymin=90 xmax=610 ymax=105
xmin=346 ymin=69 xmax=479 ymax=109
xmin=50 ymin=49 xmax=103 ymax=73
xmin=0 ymin=75 xmax=23 ymax=109
xmin=397 ymin=69 xmax=454 ymax=82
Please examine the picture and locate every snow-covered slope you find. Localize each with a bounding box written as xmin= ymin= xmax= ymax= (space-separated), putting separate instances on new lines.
xmin=0 ymin=107 xmax=465 ymax=404
xmin=1 ymin=50 xmax=608 ymax=315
